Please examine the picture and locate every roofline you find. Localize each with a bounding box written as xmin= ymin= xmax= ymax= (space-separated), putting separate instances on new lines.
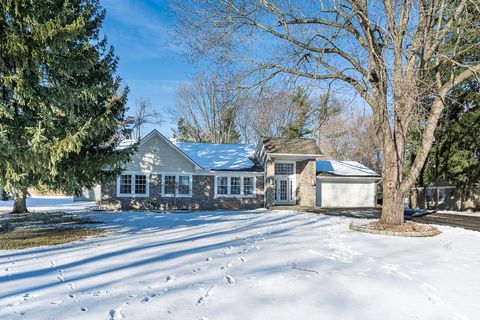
xmin=270 ymin=153 xmax=322 ymax=157
xmin=317 ymin=174 xmax=381 ymax=180
xmin=140 ymin=130 xmax=204 ymax=170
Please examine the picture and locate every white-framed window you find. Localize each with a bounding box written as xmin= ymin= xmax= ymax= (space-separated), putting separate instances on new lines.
xmin=217 ymin=176 xmax=228 ymax=195
xmin=119 ymin=174 xmax=132 ymax=194
xmin=117 ymin=173 xmax=149 ymax=197
xmin=161 ymin=173 xmax=193 ymax=197
xmin=230 ymin=177 xmax=241 ymax=195
xmin=215 ymin=175 xmax=256 ymax=198
xmin=243 ymin=177 xmax=254 ymax=196
xmin=164 ymin=175 xmax=176 ymax=196
xmin=135 ymin=174 xmax=147 ymax=195
xmin=178 ymin=175 xmax=191 ymax=195
xmin=275 ymin=163 xmax=294 ymax=175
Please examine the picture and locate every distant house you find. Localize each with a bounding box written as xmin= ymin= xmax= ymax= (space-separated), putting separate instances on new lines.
xmin=78 ymin=130 xmax=380 ymax=210
xmin=409 ymin=181 xmax=480 ymax=211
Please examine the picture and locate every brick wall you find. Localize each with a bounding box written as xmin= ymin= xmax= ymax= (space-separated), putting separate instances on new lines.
xmin=296 ymin=159 xmax=317 ymax=207
xmin=101 ymin=175 xmax=264 ymax=211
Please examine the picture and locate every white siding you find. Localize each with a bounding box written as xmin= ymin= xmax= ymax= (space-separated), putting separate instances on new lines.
xmin=74 ymin=185 xmax=101 ymax=201
xmin=316 ymin=178 xmax=376 ymax=208
xmin=125 ymin=134 xmax=196 ymax=173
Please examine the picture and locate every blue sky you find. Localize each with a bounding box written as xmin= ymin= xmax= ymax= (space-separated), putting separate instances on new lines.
xmin=101 ymin=0 xmax=193 ymax=136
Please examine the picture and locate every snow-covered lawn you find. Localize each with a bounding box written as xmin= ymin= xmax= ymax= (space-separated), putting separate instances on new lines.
xmin=1 ymin=201 xmax=479 ymax=319
xmin=0 ymin=196 xmax=97 ymax=213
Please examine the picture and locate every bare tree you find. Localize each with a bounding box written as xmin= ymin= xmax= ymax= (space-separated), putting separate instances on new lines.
xmin=173 ymin=73 xmax=242 ymax=143
xmin=320 ymin=111 xmax=382 ymax=173
xmin=174 ymin=0 xmax=480 ymax=225
xmin=131 ymin=98 xmax=161 ymax=140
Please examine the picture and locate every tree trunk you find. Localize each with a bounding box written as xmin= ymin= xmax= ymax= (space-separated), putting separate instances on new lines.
xmin=380 ymin=143 xmax=405 ymax=225
xmin=12 ymin=189 xmax=28 ymax=213
xmin=380 ymin=183 xmax=405 ymax=225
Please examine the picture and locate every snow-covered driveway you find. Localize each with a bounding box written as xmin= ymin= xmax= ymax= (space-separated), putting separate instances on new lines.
xmin=1 ymin=209 xmax=479 ymax=320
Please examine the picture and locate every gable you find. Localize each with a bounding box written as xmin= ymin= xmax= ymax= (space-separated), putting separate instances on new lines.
xmin=124 ymin=132 xmax=197 ymax=173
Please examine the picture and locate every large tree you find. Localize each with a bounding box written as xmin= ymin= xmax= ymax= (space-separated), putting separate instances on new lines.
xmin=173 ymin=73 xmax=241 ymax=143
xmin=174 ymin=0 xmax=480 ymax=225
xmin=0 ymin=0 xmax=133 ymax=212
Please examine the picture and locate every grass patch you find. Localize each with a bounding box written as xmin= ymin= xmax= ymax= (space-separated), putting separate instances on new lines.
xmin=0 ymin=228 xmax=106 ymax=250
xmin=5 ymin=212 xmax=101 ymax=226
xmin=0 ymin=211 xmax=106 ymax=250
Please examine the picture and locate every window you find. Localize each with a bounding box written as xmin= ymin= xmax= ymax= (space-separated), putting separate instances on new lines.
xmin=117 ymin=173 xmax=149 ymax=197
xmin=178 ymin=175 xmax=191 ymax=195
xmin=243 ymin=177 xmax=254 ymax=196
xmin=275 ymin=163 xmax=294 ymax=175
xmin=135 ymin=175 xmax=147 ymax=195
xmin=217 ymin=176 xmax=228 ymax=195
xmin=120 ymin=175 xmax=132 ymax=194
xmin=164 ymin=175 xmax=176 ymax=195
xmin=215 ymin=176 xmax=256 ymax=197
xmin=230 ymin=177 xmax=241 ymax=195
xmin=437 ymin=188 xmax=446 ymax=204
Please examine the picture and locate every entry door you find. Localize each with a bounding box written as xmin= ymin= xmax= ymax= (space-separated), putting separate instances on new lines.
xmin=275 ymin=177 xmax=294 ymax=204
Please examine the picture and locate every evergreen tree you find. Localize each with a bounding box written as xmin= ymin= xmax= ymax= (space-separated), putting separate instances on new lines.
xmin=0 ymin=0 xmax=133 ymax=212
xmin=413 ymin=1 xmax=479 ymax=193
xmin=280 ymin=88 xmax=313 ymax=138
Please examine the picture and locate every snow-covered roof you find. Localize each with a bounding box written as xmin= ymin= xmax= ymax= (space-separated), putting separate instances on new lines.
xmin=174 ymin=142 xmax=260 ymax=171
xmin=316 ymin=160 xmax=380 ymax=177
xmin=117 ymin=139 xmax=137 ymax=150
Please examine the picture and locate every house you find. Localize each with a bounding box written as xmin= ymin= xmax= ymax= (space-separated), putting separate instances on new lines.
xmin=409 ymin=181 xmax=480 ymax=211
xmin=81 ymin=130 xmax=380 ymax=210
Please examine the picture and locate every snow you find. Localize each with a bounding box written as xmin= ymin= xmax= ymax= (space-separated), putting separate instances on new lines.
xmin=116 ymin=139 xmax=137 ymax=150
xmin=0 ymin=196 xmax=97 ymax=213
xmin=316 ymin=160 xmax=380 ymax=177
xmin=175 ymin=142 xmax=258 ymax=171
xmin=1 ymin=200 xmax=480 ymax=319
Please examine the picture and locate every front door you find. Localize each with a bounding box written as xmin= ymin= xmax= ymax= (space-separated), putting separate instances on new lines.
xmin=274 ymin=177 xmax=294 ymax=205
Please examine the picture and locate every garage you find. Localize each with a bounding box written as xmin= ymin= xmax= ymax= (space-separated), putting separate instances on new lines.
xmin=316 ymin=160 xmax=380 ymax=208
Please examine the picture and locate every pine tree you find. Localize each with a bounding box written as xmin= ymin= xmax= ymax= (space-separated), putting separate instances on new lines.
xmin=281 ymin=88 xmax=313 ymax=138
xmin=0 ymin=0 xmax=133 ymax=212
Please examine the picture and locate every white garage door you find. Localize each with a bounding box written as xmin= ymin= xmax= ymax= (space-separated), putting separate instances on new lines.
xmin=316 ymin=179 xmax=376 ymax=208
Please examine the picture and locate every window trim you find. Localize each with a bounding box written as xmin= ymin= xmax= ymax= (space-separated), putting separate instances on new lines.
xmin=161 ymin=173 xmax=193 ymax=198
xmin=116 ymin=172 xmax=150 ymax=198
xmin=214 ymin=175 xmax=257 ymax=198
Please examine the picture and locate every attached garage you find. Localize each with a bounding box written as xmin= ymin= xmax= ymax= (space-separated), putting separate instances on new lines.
xmin=316 ymin=160 xmax=380 ymax=208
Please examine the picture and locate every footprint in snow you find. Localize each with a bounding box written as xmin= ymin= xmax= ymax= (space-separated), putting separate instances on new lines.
xmin=50 ymin=300 xmax=63 ymax=305
xmin=239 ymin=257 xmax=247 ymax=263
xmin=166 ymin=274 xmax=177 ymax=282
xmin=69 ymin=282 xmax=76 ymax=290
xmin=225 ymin=275 xmax=235 ymax=285
xmin=108 ymin=308 xmax=125 ymax=320
xmin=220 ymin=261 xmax=233 ymax=270
xmin=141 ymin=294 xmax=156 ymax=303
xmin=80 ymin=306 xmax=88 ymax=312
xmin=205 ymin=257 xmax=213 ymax=262
xmin=196 ymin=286 xmax=214 ymax=305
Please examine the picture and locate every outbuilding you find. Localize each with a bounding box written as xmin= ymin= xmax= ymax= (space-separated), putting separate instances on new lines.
xmin=316 ymin=160 xmax=380 ymax=208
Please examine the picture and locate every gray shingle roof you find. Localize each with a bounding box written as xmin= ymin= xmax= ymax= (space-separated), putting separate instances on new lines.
xmin=261 ymin=137 xmax=322 ymax=155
